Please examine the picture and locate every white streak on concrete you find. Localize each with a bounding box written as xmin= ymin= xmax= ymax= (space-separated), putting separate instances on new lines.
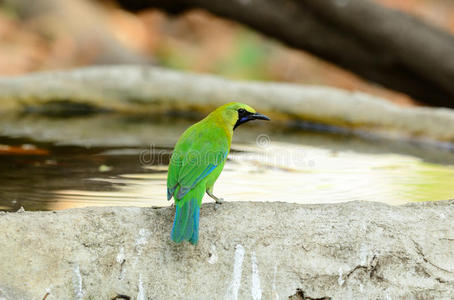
xmin=134 ymin=229 xmax=150 ymax=267
xmin=359 ymin=244 xmax=369 ymax=265
xmin=137 ymin=274 xmax=146 ymax=300
xmin=272 ymin=264 xmax=279 ymax=300
xmin=208 ymin=244 xmax=218 ymax=264
xmin=117 ymin=246 xmax=126 ymax=280
xmin=135 ymin=229 xmax=150 ymax=255
xmin=116 ymin=246 xmax=125 ymax=263
xmin=338 ymin=267 xmax=345 ymax=286
xmin=73 ymin=265 xmax=83 ymax=300
xmin=225 ymin=244 xmax=245 ymax=300
xmin=251 ymin=252 xmax=262 ymax=300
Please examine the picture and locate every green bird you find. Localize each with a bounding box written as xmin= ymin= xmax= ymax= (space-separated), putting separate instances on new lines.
xmin=167 ymin=102 xmax=270 ymax=244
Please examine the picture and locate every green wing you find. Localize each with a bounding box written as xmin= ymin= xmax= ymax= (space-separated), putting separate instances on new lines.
xmin=167 ymin=123 xmax=229 ymax=201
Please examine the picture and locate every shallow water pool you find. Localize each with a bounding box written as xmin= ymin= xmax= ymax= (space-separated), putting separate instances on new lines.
xmin=1 ymin=115 xmax=454 ymax=211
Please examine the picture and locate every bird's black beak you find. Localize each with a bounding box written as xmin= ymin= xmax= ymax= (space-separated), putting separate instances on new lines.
xmin=234 ymin=112 xmax=270 ymax=130
xmin=251 ymin=113 xmax=270 ymax=121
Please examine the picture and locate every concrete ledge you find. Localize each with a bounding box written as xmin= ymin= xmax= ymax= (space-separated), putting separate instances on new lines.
xmin=1 ymin=201 xmax=454 ymax=299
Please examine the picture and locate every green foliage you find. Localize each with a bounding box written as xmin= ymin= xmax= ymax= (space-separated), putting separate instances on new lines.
xmin=154 ymin=29 xmax=273 ymax=80
xmin=0 ymin=2 xmax=19 ymax=20
xmin=215 ymin=31 xmax=272 ymax=80
xmin=154 ymin=45 xmax=192 ymax=70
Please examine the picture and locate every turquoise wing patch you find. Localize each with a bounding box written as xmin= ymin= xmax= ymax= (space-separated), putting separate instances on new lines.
xmin=176 ymin=150 xmax=228 ymax=199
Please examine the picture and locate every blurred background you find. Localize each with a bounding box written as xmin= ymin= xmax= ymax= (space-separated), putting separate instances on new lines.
xmin=2 ymin=0 xmax=454 ymax=211
xmin=2 ymin=0 xmax=454 ymax=105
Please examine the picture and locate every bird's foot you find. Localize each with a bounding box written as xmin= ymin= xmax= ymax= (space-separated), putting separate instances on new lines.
xmin=207 ymin=190 xmax=225 ymax=205
xmin=215 ymin=197 xmax=225 ymax=204
xmin=214 ymin=198 xmax=225 ymax=211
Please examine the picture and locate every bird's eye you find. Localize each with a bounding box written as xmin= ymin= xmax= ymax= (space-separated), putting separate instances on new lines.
xmin=238 ymin=108 xmax=246 ymax=114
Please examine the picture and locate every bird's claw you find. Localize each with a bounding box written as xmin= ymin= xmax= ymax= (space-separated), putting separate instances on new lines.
xmin=214 ymin=198 xmax=225 ymax=211
xmin=207 ymin=190 xmax=225 ymax=205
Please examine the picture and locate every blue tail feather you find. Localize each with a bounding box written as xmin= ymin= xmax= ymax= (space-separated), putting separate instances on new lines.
xmin=189 ymin=205 xmax=200 ymax=244
xmin=171 ymin=191 xmax=201 ymax=245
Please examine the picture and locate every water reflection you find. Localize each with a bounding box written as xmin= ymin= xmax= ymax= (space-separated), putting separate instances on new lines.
xmin=1 ymin=116 xmax=454 ymax=211
xmin=52 ymin=142 xmax=454 ymax=209
xmin=0 ymin=136 xmax=170 ymax=211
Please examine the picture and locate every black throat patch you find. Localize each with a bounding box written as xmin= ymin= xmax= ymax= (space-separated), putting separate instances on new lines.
xmin=233 ymin=109 xmax=253 ymax=130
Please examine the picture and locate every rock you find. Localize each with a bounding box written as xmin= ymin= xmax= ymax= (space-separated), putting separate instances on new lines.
xmin=0 ymin=201 xmax=454 ymax=299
